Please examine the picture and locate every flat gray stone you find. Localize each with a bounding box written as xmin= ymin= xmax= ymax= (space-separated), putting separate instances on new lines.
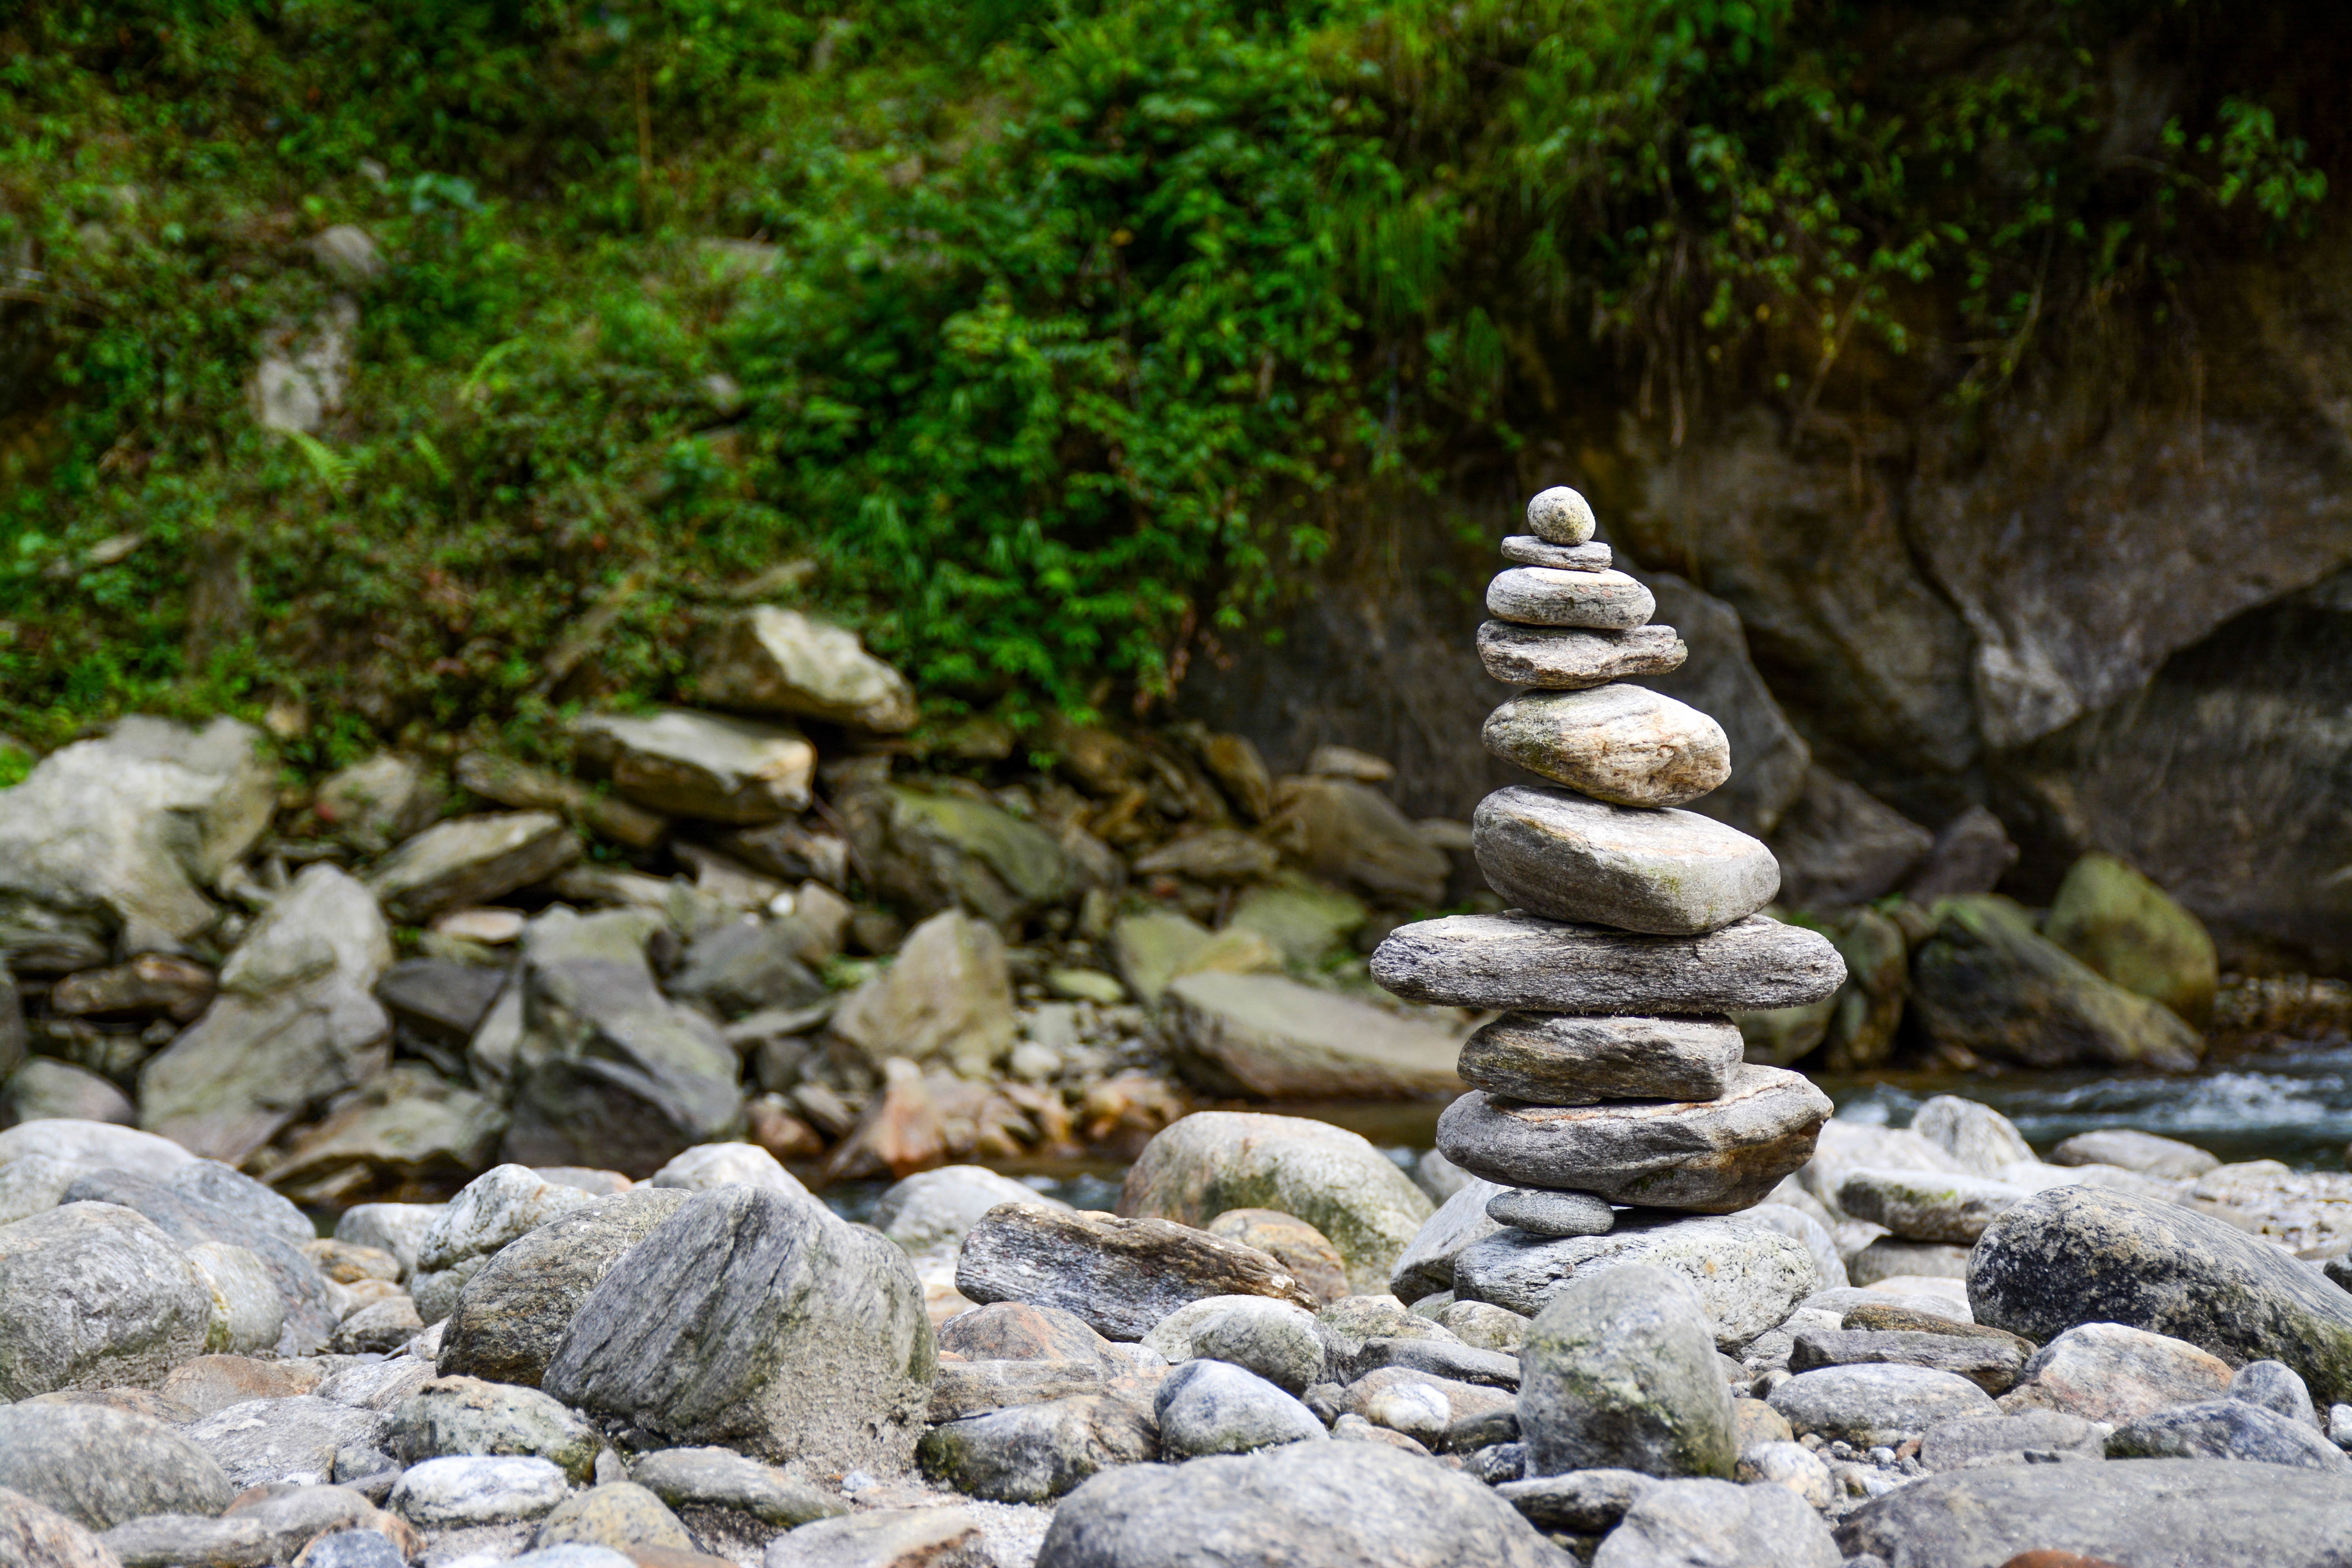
xmin=957 ymin=1204 xmax=1318 ymax=1341
xmin=1154 ymin=1359 xmax=1326 ymax=1457
xmin=1593 ymin=1477 xmax=1839 ymax=1568
xmin=2000 ymin=1321 xmax=2233 ymax=1424
xmin=876 ymin=1165 xmax=1056 ymax=1256
xmin=2106 ymin=1398 xmax=2352 ymax=1470
xmin=102 ymin=1485 xmax=376 ymax=1568
xmin=1477 ymin=622 xmax=1682 ymax=689
xmin=184 ymin=1396 xmax=387 ymax=1488
xmin=1347 ymin=1337 xmax=1521 ymax=1391
xmin=1435 ymin=1066 xmax=1833 ymax=1212
xmin=1525 ymin=487 xmax=1597 ymax=545
xmin=1767 ymin=1363 xmax=1996 ymax=1446
xmin=1389 ymin=1179 xmax=1509 ymax=1303
xmin=0 ymin=1402 xmax=232 ymax=1530
xmin=2050 ymin=1127 xmax=2219 ymax=1180
xmin=365 ymin=811 xmax=580 ymax=923
xmin=1494 ymin=1468 xmax=1654 ymax=1533
xmin=1520 ymin=1265 xmax=1734 ymax=1479
xmin=0 ymin=1202 xmax=211 ymax=1397
xmin=1160 ymin=971 xmax=1467 ymax=1100
xmin=1373 ymin=912 xmax=1846 ymax=1015
xmin=631 ymin=1446 xmax=847 ymax=1528
xmin=1487 ymin=567 xmax=1652 ymax=630
xmin=1459 ymin=1013 xmax=1743 ymax=1105
xmin=1917 ymin=1408 xmax=2107 ymax=1472
xmin=1500 ymin=535 xmax=1611 ymax=570
xmin=1455 ymin=1213 xmax=1815 ymax=1351
xmin=1471 ymin=788 xmax=1774 ymax=934
xmin=0 ymin=1120 xmax=195 ymax=1178
xmin=1482 ymin=689 xmax=1730 ymax=811
xmin=1835 ymin=1167 xmax=2027 ymax=1243
xmin=1788 ymin=1328 xmax=2025 ymax=1395
xmin=573 ymin=708 xmax=814 ymax=823
xmin=1486 ymin=1189 xmax=1615 ymax=1238
xmin=918 ymin=1396 xmax=1156 ymax=1501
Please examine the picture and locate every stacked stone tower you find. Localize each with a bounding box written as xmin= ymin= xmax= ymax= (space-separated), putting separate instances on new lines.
xmin=1373 ymin=487 xmax=1846 ymax=1238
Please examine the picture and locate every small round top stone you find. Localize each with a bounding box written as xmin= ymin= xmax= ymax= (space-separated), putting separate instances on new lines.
xmin=1526 ymin=486 xmax=1596 ymax=545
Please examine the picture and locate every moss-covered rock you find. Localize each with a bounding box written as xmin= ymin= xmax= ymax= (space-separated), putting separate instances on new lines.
xmin=2043 ymin=853 xmax=2220 ymax=1024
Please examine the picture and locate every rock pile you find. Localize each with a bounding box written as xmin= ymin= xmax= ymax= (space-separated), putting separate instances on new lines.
xmin=1372 ymin=488 xmax=1843 ymax=1298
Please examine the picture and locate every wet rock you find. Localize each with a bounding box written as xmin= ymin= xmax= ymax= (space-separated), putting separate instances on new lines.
xmin=1459 ymin=1013 xmax=1742 ymax=1106
xmin=829 ymin=910 xmax=1016 ymax=1079
xmin=1159 ymin=972 xmax=1464 ymax=1100
xmin=2045 ymin=852 xmax=2219 ymax=1022
xmin=546 ymin=1185 xmax=933 ymax=1472
xmin=1374 ymin=911 xmax=1846 ymax=1014
xmin=1143 ymin=1296 xmax=1323 ymax=1394
xmin=389 ymin=1455 xmax=569 ymax=1527
xmin=1917 ymin=1408 xmax=2107 ymax=1472
xmin=533 ymin=1483 xmax=694 ymax=1552
xmin=1435 ymin=1066 xmax=1832 ymax=1212
xmin=387 ymin=1374 xmax=605 ymax=1481
xmin=1910 ymin=895 xmax=2202 ymax=1071
xmin=1591 ymin=1477 xmax=1839 ymax=1568
xmin=0 ymin=1202 xmax=211 ymax=1397
xmin=1481 ymin=689 xmax=1730 ymax=809
xmin=161 ymin=1355 xmax=328 ymax=1419
xmin=574 ymin=710 xmax=814 ymax=823
xmin=918 ymin=1394 xmax=1156 ymax=1501
xmin=138 ymin=866 xmax=394 ymax=1165
xmin=2232 ymin=1359 xmax=2321 ymax=1428
xmin=630 ymin=1447 xmax=846 ymax=1529
xmin=184 ymin=1396 xmax=387 ymax=1488
xmin=0 ymin=1402 xmax=231 ymax=1530
xmin=1203 ymin=1210 xmax=1350 ymax=1305
xmin=0 ymin=1486 xmax=121 ymax=1568
xmin=1494 ymin=1468 xmax=1654 ymax=1534
xmin=1520 ymin=1265 xmax=1735 ymax=1479
xmin=1455 ymin=1212 xmax=1815 ymax=1350
xmin=1476 ymin=622 xmax=1686 ymax=689
xmin=765 ymin=1506 xmax=992 ymax=1568
xmin=1120 ymin=1112 xmax=1435 ymax=1296
xmin=1154 ymin=1359 xmax=1325 ymax=1457
xmin=1768 ymin=1363 xmax=1996 ymax=1446
xmin=2106 ymin=1398 xmax=2350 ymax=1470
xmin=695 ymin=606 xmax=918 ymax=732
xmin=1997 ymin=1322 xmax=2234 ymax=1423
xmin=1789 ymin=1328 xmax=2025 ymax=1395
xmin=366 ymin=811 xmax=581 ymax=923
xmin=2049 ymin=1128 xmax=2219 ymax=1181
xmin=1970 ymin=1185 xmax=2352 ymax=1402
xmin=1836 ymin=1167 xmax=2025 ymax=1243
xmin=958 ymin=1204 xmax=1316 ymax=1341
xmin=1261 ymin=777 xmax=1450 ymax=908
xmin=1837 ymin=1459 xmax=2352 ymax=1568
xmin=1766 ymin=768 xmax=1933 ymax=910
xmin=1035 ymin=1441 xmax=1568 ymax=1568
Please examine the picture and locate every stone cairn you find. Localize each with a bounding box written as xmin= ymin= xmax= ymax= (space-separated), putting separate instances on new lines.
xmin=1372 ymin=487 xmax=1847 ymax=1238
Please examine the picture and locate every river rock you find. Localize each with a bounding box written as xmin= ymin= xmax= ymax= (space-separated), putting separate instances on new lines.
xmin=629 ymin=1447 xmax=846 ymax=1529
xmin=183 ymin=1396 xmax=388 ymax=1488
xmin=389 ymin=1455 xmax=569 ymax=1527
xmin=1909 ymin=895 xmax=2203 ymax=1072
xmin=1143 ymin=1296 xmax=1323 ymax=1394
xmin=1788 ymin=1328 xmax=2024 ymax=1395
xmin=1373 ymin=912 xmax=1846 ymax=1014
xmin=1998 ymin=1322 xmax=2233 ymax=1423
xmin=2106 ymin=1398 xmax=2351 ymax=1470
xmin=1769 ymin=1363 xmax=1996 ymax=1446
xmin=1119 ymin=1112 xmax=1435 ymax=1296
xmin=1477 ymin=622 xmax=1685 ymax=690
xmin=1485 ymin=1189 xmax=1615 ymax=1238
xmin=1909 ymin=1094 xmax=2038 ymax=1176
xmin=573 ymin=709 xmax=814 ymax=823
xmin=1733 ymin=1204 xmax=1846 ymax=1292
xmin=765 ymin=1506 xmax=991 ymax=1568
xmin=1154 ymin=1359 xmax=1325 ymax=1457
xmin=2232 ymin=1359 xmax=2321 ymax=1427
xmin=1848 ymin=1237 xmax=1973 ymax=1285
xmin=648 ymin=1141 xmax=806 ymax=1195
xmin=161 ymin=1355 xmax=327 ymax=1418
xmin=334 ymin=1202 xmax=443 ymax=1279
xmin=1486 ymin=567 xmax=1653 ymax=630
xmin=2044 ymin=851 xmax=2220 ymax=1022
xmin=545 ymin=1185 xmax=933 ymax=1471
xmin=1500 ymin=535 xmax=1611 ymax=569
xmin=937 ymin=1302 xmax=1114 ymax=1366
xmin=4 ymin=1059 xmax=131 ymax=1126
xmin=1970 ymin=1185 xmax=2352 ymax=1403
xmin=1735 ymin=1440 xmax=1833 ymax=1509
xmin=1346 ymin=1336 xmax=1519 ymax=1392
xmin=103 ymin=1485 xmax=382 ymax=1568
xmin=919 ymin=1395 xmax=1156 ymax=1500
xmin=0 ymin=1402 xmax=231 ymax=1530
xmin=316 ymin=1357 xmax=437 ymax=1414
xmin=376 ymin=957 xmax=508 ymax=1047
xmin=387 ymin=1375 xmax=605 ymax=1481
xmin=411 ymin=1163 xmax=600 ymax=1321
xmin=0 ymin=1202 xmax=211 ymax=1397
xmin=1592 ymin=1477 xmax=1840 ymax=1568
xmin=1526 ymin=486 xmax=1597 ymax=544
xmin=1520 ymin=1265 xmax=1733 ymax=1479
xmin=1035 ymin=1439 xmax=1564 ymax=1568
xmin=1494 ymin=1468 xmax=1654 ymax=1533
xmin=137 ymin=866 xmax=394 ymax=1165
xmin=849 ymin=781 xmax=1088 ymax=927
xmin=1835 ymin=1167 xmax=2026 ymax=1243
xmin=875 ymin=1166 xmax=1056 ymax=1257
xmin=1389 ymin=1178 xmax=1510 ymax=1302
xmin=1481 ymin=689 xmax=1731 ymax=809
xmin=367 ymin=811 xmax=580 ymax=923
xmin=330 ymin=1296 xmax=423 ymax=1354
xmin=531 ymin=1482 xmax=693 ymax=1553
xmin=1458 ymin=1013 xmax=1742 ymax=1105
xmin=1435 ymin=1067 xmax=1833 ymax=1212
xmin=1203 ymin=1211 xmax=1350 ymax=1305
xmin=666 ymin=920 xmax=826 ymax=1019
xmin=1159 ymin=972 xmax=1465 ymax=1100
xmin=828 ymin=909 xmax=1017 ymax=1079
xmin=1439 ymin=1299 xmax=1532 ymax=1354
xmin=1454 ymin=1213 xmax=1814 ymax=1350
xmin=0 ymin=1486 xmax=120 ymax=1568
xmin=1261 ymin=777 xmax=1451 ymax=908
xmin=957 ymin=1204 xmax=1316 ymax=1341
xmin=187 ymin=1241 xmax=286 ymax=1353
xmin=928 ymin=1359 xmax=1111 ymax=1423
xmin=0 ymin=1120 xmax=193 ymax=1180
xmin=2050 ymin=1128 xmax=2219 ymax=1181
xmin=1918 ymin=1408 xmax=2107 ymax=1472
xmin=1471 ymin=789 xmax=1772 ymax=936
xmin=695 ymin=606 xmax=918 ymax=732
xmin=434 ymin=1187 xmax=682 ymax=1384
xmin=1837 ymin=1459 xmax=2352 ymax=1568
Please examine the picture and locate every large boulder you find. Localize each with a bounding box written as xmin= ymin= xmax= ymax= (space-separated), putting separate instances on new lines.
xmin=828 ymin=910 xmax=1017 ymax=1079
xmin=1119 ymin=1112 xmax=1436 ymax=1296
xmin=1519 ymin=1265 xmax=1735 ymax=1479
xmin=0 ymin=1402 xmax=232 ymax=1530
xmin=1909 ymin=895 xmax=2202 ymax=1071
xmin=573 ymin=709 xmax=814 ymax=823
xmin=365 ymin=812 xmax=581 ymax=924
xmin=956 ymin=1204 xmax=1318 ymax=1340
xmin=544 ymin=1185 xmax=935 ymax=1472
xmin=1969 ymin=1184 xmax=2352 ymax=1405
xmin=0 ymin=1203 xmax=212 ymax=1396
xmin=695 ymin=606 xmax=918 ymax=732
xmin=1032 ymin=1441 xmax=1572 ymax=1568
xmin=1159 ymin=973 xmax=1466 ymax=1100
xmin=437 ymin=1187 xmax=691 ymax=1385
xmin=0 ymin=717 xmax=272 ymax=956
xmin=2044 ymin=851 xmax=2220 ymax=1022
xmin=136 ymin=866 xmax=393 ymax=1164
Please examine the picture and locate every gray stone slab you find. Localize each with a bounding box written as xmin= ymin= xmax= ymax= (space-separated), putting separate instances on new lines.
xmin=1372 ymin=912 xmax=1846 ymax=1015
xmin=1477 ymin=622 xmax=1679 ymax=688
xmin=1459 ymin=1013 xmax=1742 ymax=1105
xmin=1486 ymin=568 xmax=1653 ymax=630
xmin=1499 ymin=536 xmax=1610 ymax=570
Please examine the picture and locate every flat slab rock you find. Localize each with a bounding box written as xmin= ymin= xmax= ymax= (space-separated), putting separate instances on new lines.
xmin=1471 ymin=788 xmax=1776 ymax=936
xmin=1459 ymin=1013 xmax=1743 ymax=1104
xmin=1500 ymin=536 xmax=1610 ymax=570
xmin=1477 ymin=620 xmax=1682 ymax=692
xmin=1486 ymin=567 xmax=1653 ymax=631
xmin=1373 ymin=912 xmax=1846 ymax=1015
xmin=1159 ymin=971 xmax=1465 ymax=1102
xmin=1454 ymin=1212 xmax=1816 ymax=1350
xmin=1482 ymin=688 xmax=1730 ymax=810
xmin=1436 ymin=1066 xmax=1832 ymax=1212
xmin=957 ymin=1204 xmax=1317 ymax=1341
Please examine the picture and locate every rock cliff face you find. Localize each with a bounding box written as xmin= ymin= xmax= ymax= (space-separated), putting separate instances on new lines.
xmin=1180 ymin=217 xmax=2352 ymax=973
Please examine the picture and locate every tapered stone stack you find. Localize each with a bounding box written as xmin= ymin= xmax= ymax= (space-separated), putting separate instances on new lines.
xmin=1372 ymin=488 xmax=1845 ymax=1233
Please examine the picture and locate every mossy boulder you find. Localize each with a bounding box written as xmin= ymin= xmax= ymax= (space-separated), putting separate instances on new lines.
xmin=2043 ymin=853 xmax=2219 ymax=1024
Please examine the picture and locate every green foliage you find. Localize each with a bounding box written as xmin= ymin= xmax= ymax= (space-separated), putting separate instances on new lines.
xmin=0 ymin=0 xmax=2332 ymax=750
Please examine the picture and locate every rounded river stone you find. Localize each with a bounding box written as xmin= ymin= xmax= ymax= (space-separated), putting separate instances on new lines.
xmin=1486 ymin=568 xmax=1653 ymax=631
xmin=1485 ymin=1189 xmax=1615 ymax=1238
xmin=1526 ymin=487 xmax=1597 ymax=545
xmin=1471 ymin=787 xmax=1773 ymax=934
xmin=1482 ymin=689 xmax=1729 ymax=810
xmin=1499 ymin=536 xmax=1611 ymax=570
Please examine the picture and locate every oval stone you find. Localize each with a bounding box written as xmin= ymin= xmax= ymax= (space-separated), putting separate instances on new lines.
xmin=1500 ymin=536 xmax=1611 ymax=571
xmin=1525 ymin=487 xmax=1597 ymax=545
xmin=1458 ymin=1013 xmax=1744 ymax=1105
xmin=1471 ymin=787 xmax=1773 ymax=933
xmin=1476 ymin=623 xmax=1685 ymax=690
xmin=1482 ymin=689 xmax=1729 ymax=809
xmin=1486 ymin=568 xmax=1653 ymax=630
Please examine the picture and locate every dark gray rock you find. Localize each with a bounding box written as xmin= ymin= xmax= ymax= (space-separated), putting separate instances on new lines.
xmin=1969 ymin=1184 xmax=2352 ymax=1406
xmin=1153 ymin=1359 xmax=1326 ymax=1457
xmin=1624 ymin=570 xmax=1813 ymax=839
xmin=0 ymin=1402 xmax=232 ymax=1531
xmin=918 ymin=1394 xmax=1156 ymax=1500
xmin=544 ymin=1185 xmax=934 ymax=1472
xmin=1455 ymin=1212 xmax=1816 ymax=1350
xmin=1519 ymin=1265 xmax=1734 ymax=1479
xmin=2106 ymin=1398 xmax=2352 ymax=1471
xmin=386 ymin=1375 xmax=606 ymax=1482
xmin=1389 ymin=1179 xmax=1508 ymax=1303
xmin=1476 ymin=622 xmax=1686 ymax=689
xmin=0 ymin=1485 xmax=120 ymax=1568
xmin=1837 ymin=1459 xmax=2352 ymax=1568
xmin=1918 ymin=1408 xmax=2107 ymax=1472
xmin=377 ymin=958 xmax=510 ymax=1046
xmin=1373 ymin=912 xmax=1845 ymax=1015
xmin=1494 ymin=1468 xmax=1654 ymax=1533
xmin=436 ymin=1187 xmax=691 ymax=1386
xmin=1470 ymin=787 xmax=1767 ymax=932
xmin=1767 ymin=769 xmax=1933 ymax=909
xmin=1788 ymin=1328 xmax=2025 ymax=1395
xmin=668 ymin=920 xmax=827 ymax=1020
xmin=1460 ymin=1014 xmax=1742 ymax=1107
xmin=183 ymin=1396 xmax=388 ymax=1489
xmin=2232 ymin=1359 xmax=2322 ymax=1429
xmin=630 ymin=1446 xmax=847 ymax=1528
xmin=1590 ymin=1477 xmax=1840 ymax=1568
xmin=956 ymin=1204 xmax=1318 ymax=1341
xmin=1484 ymin=1188 xmax=1615 ymax=1238
xmin=0 ymin=1202 xmax=212 ymax=1397
xmin=1768 ymin=1364 xmax=1996 ymax=1446
xmin=1033 ymin=1441 xmax=1573 ymax=1568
